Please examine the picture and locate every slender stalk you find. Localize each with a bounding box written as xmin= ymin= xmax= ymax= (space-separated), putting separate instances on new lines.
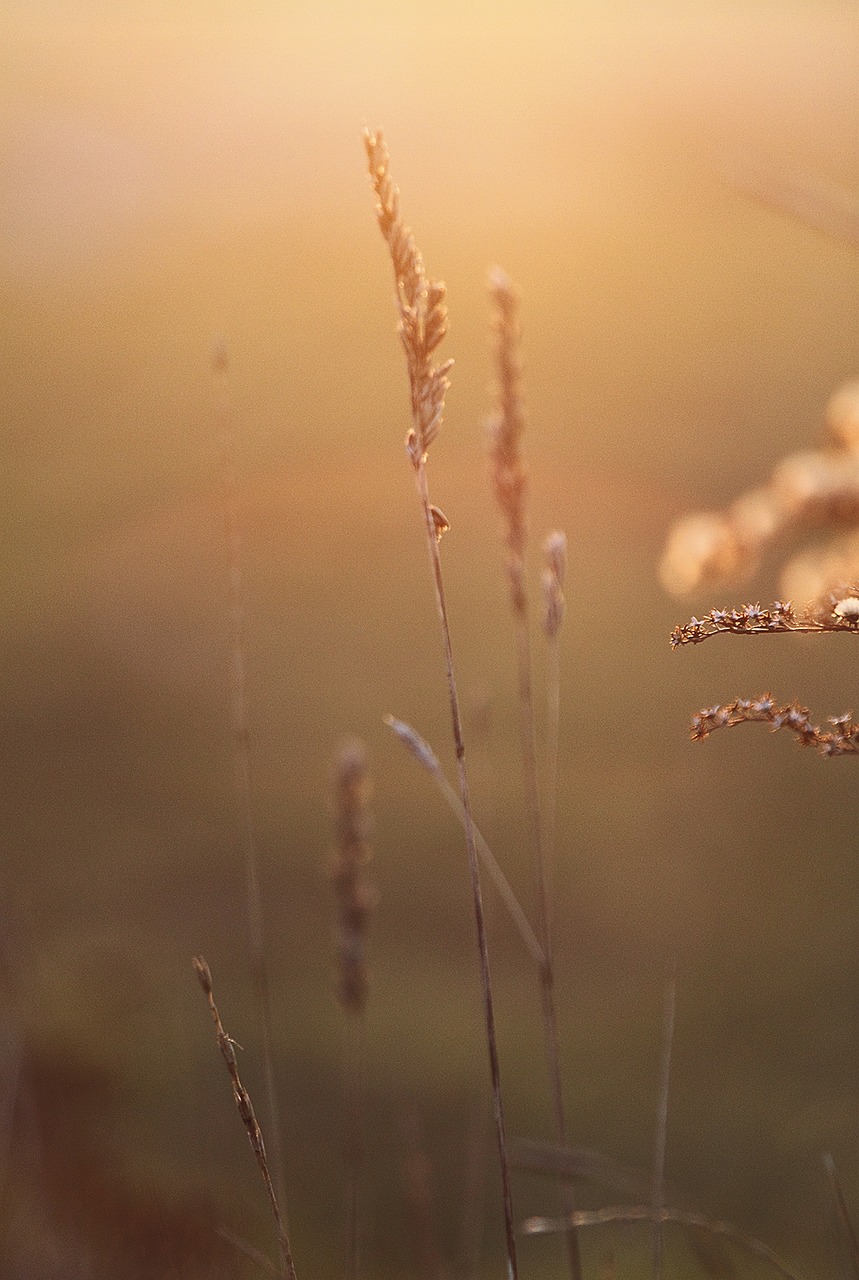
xmin=365 ymin=128 xmax=518 ymax=1280
xmin=329 ymin=738 xmax=374 ymax=1280
xmin=384 ymin=715 xmax=544 ymax=969
xmin=415 ymin=460 xmax=519 ymax=1280
xmin=487 ymin=269 xmax=582 ymax=1280
xmin=194 ymin=957 xmax=297 ymax=1280
xmin=218 ymin=1229 xmax=278 ymax=1277
xmin=400 ymin=1106 xmax=447 ymax=1280
xmin=650 ymin=968 xmax=677 ymax=1280
xmin=823 ymin=1153 xmax=859 ymax=1278
xmin=524 ymin=1205 xmax=808 ymax=1280
xmin=214 ymin=344 xmax=287 ymax=1221
xmin=541 ymin=531 xmax=567 ymax=904
xmin=343 ymin=1015 xmax=366 ymax=1280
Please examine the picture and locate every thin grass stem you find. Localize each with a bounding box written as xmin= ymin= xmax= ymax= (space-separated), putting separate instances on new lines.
xmin=650 ymin=968 xmax=677 ymax=1280
xmin=218 ymin=1228 xmax=278 ymax=1277
xmin=329 ymin=738 xmax=374 ymax=1280
xmin=214 ymin=346 xmax=288 ymax=1225
xmin=415 ymin=460 xmax=519 ymax=1280
xmin=824 ymin=1153 xmax=859 ymax=1278
xmin=487 ymin=270 xmax=581 ymax=1280
xmin=384 ymin=715 xmax=544 ymax=969
xmin=541 ymin=531 xmax=567 ymax=909
xmin=194 ymin=957 xmax=297 ymax=1280
xmin=365 ymin=128 xmax=518 ymax=1280
xmin=523 ymin=1205 xmax=808 ymax=1280
xmin=343 ymin=1015 xmax=366 ymax=1280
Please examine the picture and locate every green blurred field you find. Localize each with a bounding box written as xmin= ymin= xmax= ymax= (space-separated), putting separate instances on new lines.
xmin=1 ymin=1 xmax=858 ymax=1276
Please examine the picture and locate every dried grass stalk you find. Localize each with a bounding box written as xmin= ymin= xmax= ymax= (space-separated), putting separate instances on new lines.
xmin=215 ymin=343 xmax=287 ymax=1219
xmin=365 ymin=128 xmax=518 ymax=1280
xmin=329 ymin=738 xmax=375 ymax=1280
xmin=193 ymin=956 xmax=297 ymax=1280
xmin=384 ymin=715 xmax=544 ymax=968
xmin=650 ymin=971 xmax=676 ymax=1280
xmin=540 ymin=530 xmax=567 ymax=935
xmin=823 ymin=1153 xmax=859 ymax=1278
xmin=523 ymin=1204 xmax=808 ymax=1280
xmin=487 ymin=270 xmax=581 ymax=1280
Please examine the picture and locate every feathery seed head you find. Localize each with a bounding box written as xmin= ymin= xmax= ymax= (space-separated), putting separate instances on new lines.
xmin=365 ymin=128 xmax=451 ymax=464
xmin=833 ymin=595 xmax=859 ymax=624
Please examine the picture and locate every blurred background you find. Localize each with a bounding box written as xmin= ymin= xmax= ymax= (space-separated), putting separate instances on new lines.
xmin=2 ymin=1 xmax=858 ymax=1276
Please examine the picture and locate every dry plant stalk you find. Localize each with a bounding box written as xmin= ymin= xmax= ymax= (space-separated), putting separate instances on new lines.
xmin=650 ymin=971 xmax=676 ymax=1280
xmin=193 ymin=956 xmax=297 ymax=1280
xmin=400 ymin=1107 xmax=447 ymax=1280
xmin=540 ymin=530 xmax=567 ymax=924
xmin=384 ymin=715 xmax=544 ymax=968
xmin=487 ymin=269 xmax=581 ymax=1280
xmin=823 ymin=1153 xmax=859 ymax=1278
xmin=329 ymin=738 xmax=375 ymax=1280
xmin=727 ymin=159 xmax=859 ymax=251
xmin=364 ymin=127 xmax=518 ymax=1280
xmin=215 ymin=343 xmax=286 ymax=1215
xmin=523 ymin=1205 xmax=808 ymax=1280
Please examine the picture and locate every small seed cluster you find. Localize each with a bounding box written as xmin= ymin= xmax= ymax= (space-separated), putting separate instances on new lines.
xmin=670 ymin=591 xmax=859 ymax=648
xmin=690 ymin=696 xmax=859 ymax=757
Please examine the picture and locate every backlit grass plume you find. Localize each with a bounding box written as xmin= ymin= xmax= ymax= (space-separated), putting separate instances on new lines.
xmin=486 ymin=269 xmax=581 ymax=1280
xmin=364 ymin=130 xmax=452 ymax=468
xmin=365 ymin=128 xmax=518 ymax=1280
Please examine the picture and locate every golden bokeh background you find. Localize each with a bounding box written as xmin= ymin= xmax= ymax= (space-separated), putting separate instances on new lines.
xmin=2 ymin=1 xmax=858 ymax=1276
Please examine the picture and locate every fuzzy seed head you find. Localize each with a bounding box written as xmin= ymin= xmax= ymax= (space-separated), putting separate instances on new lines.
xmin=833 ymin=595 xmax=859 ymax=623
